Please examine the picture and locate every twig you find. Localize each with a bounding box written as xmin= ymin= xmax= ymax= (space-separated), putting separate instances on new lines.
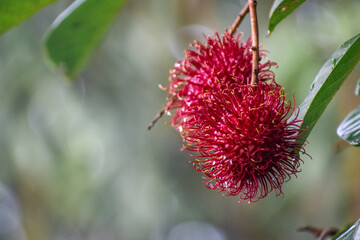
xmin=147 ymin=109 xmax=165 ymax=130
xmin=248 ymin=0 xmax=260 ymax=85
xmin=228 ymin=3 xmax=249 ymax=36
xmin=298 ymin=226 xmax=339 ymax=240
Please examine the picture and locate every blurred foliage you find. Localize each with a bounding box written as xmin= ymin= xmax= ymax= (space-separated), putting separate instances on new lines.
xmin=44 ymin=0 xmax=127 ymax=79
xmin=355 ymin=79 xmax=360 ymax=96
xmin=337 ymin=105 xmax=360 ymax=146
xmin=0 ymin=0 xmax=359 ymax=240
xmin=0 ymin=0 xmax=58 ymax=34
xmin=332 ymin=219 xmax=360 ymax=240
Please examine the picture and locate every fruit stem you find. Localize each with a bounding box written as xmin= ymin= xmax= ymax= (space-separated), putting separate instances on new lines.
xmin=248 ymin=0 xmax=260 ymax=85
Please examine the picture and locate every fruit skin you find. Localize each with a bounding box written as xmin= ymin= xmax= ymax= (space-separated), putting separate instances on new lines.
xmin=164 ymin=31 xmax=306 ymax=202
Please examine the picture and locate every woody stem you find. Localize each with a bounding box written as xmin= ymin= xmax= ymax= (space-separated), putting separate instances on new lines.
xmin=228 ymin=3 xmax=249 ymax=36
xmin=148 ymin=108 xmax=165 ymax=130
xmin=248 ymin=0 xmax=259 ymax=85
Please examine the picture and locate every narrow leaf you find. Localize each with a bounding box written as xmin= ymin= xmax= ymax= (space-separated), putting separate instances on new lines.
xmin=332 ymin=219 xmax=360 ymax=240
xmin=295 ymin=33 xmax=360 ymax=147
xmin=0 ymin=0 xmax=58 ymax=34
xmin=44 ymin=0 xmax=127 ymax=80
xmin=268 ymin=0 xmax=306 ymax=34
xmin=337 ymin=105 xmax=360 ymax=146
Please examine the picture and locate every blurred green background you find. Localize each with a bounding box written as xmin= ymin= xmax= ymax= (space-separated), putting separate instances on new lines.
xmin=0 ymin=0 xmax=360 ymax=239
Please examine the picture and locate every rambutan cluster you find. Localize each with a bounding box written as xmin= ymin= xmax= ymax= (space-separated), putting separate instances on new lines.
xmin=164 ymin=32 xmax=306 ymax=202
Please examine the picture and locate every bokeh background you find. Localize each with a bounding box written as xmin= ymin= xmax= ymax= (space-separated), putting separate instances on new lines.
xmin=0 ymin=0 xmax=360 ymax=239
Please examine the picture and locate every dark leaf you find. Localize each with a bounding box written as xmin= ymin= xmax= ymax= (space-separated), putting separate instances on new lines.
xmin=294 ymin=33 xmax=360 ymax=147
xmin=268 ymin=0 xmax=306 ymax=34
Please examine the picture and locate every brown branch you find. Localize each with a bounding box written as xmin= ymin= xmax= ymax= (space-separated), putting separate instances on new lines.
xmin=298 ymin=226 xmax=339 ymax=240
xmin=147 ymin=109 xmax=165 ymax=130
xmin=228 ymin=3 xmax=249 ymax=36
xmin=248 ymin=0 xmax=259 ymax=85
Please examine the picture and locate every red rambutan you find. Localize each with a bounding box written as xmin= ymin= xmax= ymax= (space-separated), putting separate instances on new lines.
xmin=164 ymin=31 xmax=307 ymax=202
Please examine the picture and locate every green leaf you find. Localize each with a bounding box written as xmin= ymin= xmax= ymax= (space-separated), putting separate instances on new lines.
xmin=0 ymin=0 xmax=58 ymax=34
xmin=268 ymin=0 xmax=306 ymax=35
xmin=44 ymin=0 xmax=127 ymax=80
xmin=337 ymin=105 xmax=360 ymax=146
xmin=332 ymin=219 xmax=360 ymax=240
xmin=295 ymin=33 xmax=360 ymax=147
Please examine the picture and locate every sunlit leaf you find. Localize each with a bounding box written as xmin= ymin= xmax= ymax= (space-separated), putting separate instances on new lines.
xmin=332 ymin=219 xmax=360 ymax=240
xmin=294 ymin=33 xmax=360 ymax=147
xmin=268 ymin=0 xmax=306 ymax=34
xmin=0 ymin=0 xmax=58 ymax=34
xmin=337 ymin=105 xmax=360 ymax=146
xmin=44 ymin=0 xmax=127 ymax=80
